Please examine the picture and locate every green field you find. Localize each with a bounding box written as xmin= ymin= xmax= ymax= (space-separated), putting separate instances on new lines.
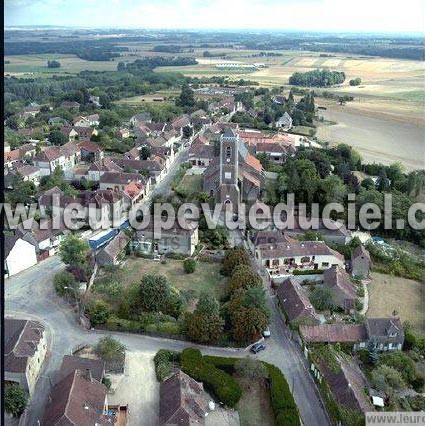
xmin=176 ymin=174 xmax=203 ymax=194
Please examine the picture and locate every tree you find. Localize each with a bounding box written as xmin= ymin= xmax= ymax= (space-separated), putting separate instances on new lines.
xmin=376 ymin=169 xmax=391 ymax=192
xmin=53 ymin=270 xmax=78 ymax=298
xmin=48 ymin=129 xmax=68 ymax=146
xmin=59 ymin=234 xmax=89 ymax=267
xmin=100 ymin=110 xmax=121 ymax=128
xmin=175 ymin=83 xmax=195 ymax=108
xmin=229 ymin=265 xmax=262 ymax=295
xmin=239 ymin=287 xmax=271 ymax=319
xmin=231 ymin=306 xmax=268 ymax=343
xmin=140 ymin=146 xmax=151 ymax=160
xmin=5 ymin=115 xmax=20 ymax=130
xmin=86 ymin=299 xmax=111 ymax=325
xmin=235 ymin=358 xmax=268 ymax=379
xmin=5 ymin=178 xmax=36 ymax=207
xmin=222 ymin=246 xmax=250 ymax=276
xmin=310 ymin=286 xmax=335 ymax=311
xmin=183 ymin=258 xmax=196 ymax=274
xmin=367 ymin=339 xmax=379 ymax=365
xmin=185 ymin=293 xmax=223 ymax=343
xmin=4 ymin=384 xmax=28 ymax=417
xmin=95 ymin=336 xmax=126 ymax=372
xmin=371 ymin=365 xmax=406 ymax=395
xmin=182 ymin=125 xmax=193 ymax=139
xmin=47 ymin=60 xmax=61 ymax=68
xmin=349 ymin=78 xmax=362 ymax=86
xmin=185 ymin=311 xmax=224 ymax=344
xmin=361 ymin=177 xmax=375 ymax=190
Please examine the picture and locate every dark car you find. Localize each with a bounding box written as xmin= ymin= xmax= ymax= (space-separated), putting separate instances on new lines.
xmin=250 ymin=342 xmax=266 ymax=354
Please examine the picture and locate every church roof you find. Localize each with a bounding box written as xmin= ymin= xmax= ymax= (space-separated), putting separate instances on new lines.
xmin=223 ymin=127 xmax=237 ymax=138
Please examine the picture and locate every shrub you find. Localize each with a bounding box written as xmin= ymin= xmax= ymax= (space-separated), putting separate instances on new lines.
xmin=154 ymin=349 xmax=181 ymax=381
xmin=53 ymin=271 xmax=78 ymax=298
xmin=102 ymin=377 xmax=111 ymax=389
xmin=4 ymin=383 xmax=28 ymax=417
xmin=181 ymin=348 xmax=242 ymax=408
xmin=235 ymin=358 xmax=268 ymax=379
xmin=263 ymin=362 xmax=300 ymax=426
xmin=86 ymin=299 xmax=111 ymax=325
xmin=183 ymin=258 xmax=196 ymax=274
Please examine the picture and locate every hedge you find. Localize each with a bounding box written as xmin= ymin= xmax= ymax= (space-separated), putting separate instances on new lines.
xmin=263 ymin=362 xmax=301 ymax=426
xmin=154 ymin=349 xmax=181 ymax=381
xmin=180 ymin=348 xmax=242 ymax=408
xmin=293 ymin=269 xmax=324 ymax=275
xmin=105 ymin=315 xmax=181 ymax=335
xmin=203 ymin=356 xmax=301 ymax=426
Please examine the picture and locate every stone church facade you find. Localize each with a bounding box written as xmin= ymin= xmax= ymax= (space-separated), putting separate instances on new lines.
xmin=202 ymin=127 xmax=264 ymax=209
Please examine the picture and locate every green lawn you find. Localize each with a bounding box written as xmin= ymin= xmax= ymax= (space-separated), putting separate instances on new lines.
xmin=176 ymin=174 xmax=202 ymax=194
xmin=236 ymin=377 xmax=274 ymax=426
xmin=120 ymin=257 xmax=228 ymax=300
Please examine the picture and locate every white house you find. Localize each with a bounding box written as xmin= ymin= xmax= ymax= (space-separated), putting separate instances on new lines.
xmin=5 ymin=235 xmax=37 ymax=277
xmin=276 ymin=112 xmax=293 ymax=130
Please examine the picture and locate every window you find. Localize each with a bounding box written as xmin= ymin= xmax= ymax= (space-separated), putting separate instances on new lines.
xmin=322 ymin=262 xmax=329 ymax=267
xmin=226 ymin=146 xmax=232 ymax=157
xmin=359 ymin=342 xmax=365 ymax=348
xmin=301 ymin=256 xmax=310 ymax=263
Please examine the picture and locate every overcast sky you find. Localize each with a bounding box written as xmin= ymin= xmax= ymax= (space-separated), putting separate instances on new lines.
xmin=5 ymin=0 xmax=425 ymax=33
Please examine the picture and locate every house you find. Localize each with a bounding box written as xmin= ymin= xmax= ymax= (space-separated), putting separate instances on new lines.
xmin=96 ymin=232 xmax=129 ymax=266
xmin=276 ymin=112 xmax=293 ymax=130
xmin=48 ymin=117 xmax=68 ymax=126
xmin=60 ymin=101 xmax=80 ymax=110
xmin=87 ymin=157 xmax=123 ymax=181
xmin=188 ymin=142 xmax=215 ymax=167
xmin=323 ymin=266 xmax=357 ymax=313
xmin=74 ymin=126 xmax=98 ymax=141
xmin=42 ymin=369 xmax=108 ymax=426
xmin=117 ymin=128 xmax=130 ymax=139
xmin=5 ymin=318 xmax=47 ymax=394
xmin=272 ymin=95 xmax=286 ymax=105
xmin=159 ymin=370 xmax=209 ymax=426
xmin=61 ymin=141 xmax=81 ymax=174
xmin=255 ymin=141 xmax=295 ymax=164
xmin=366 ymin=317 xmax=404 ymax=351
xmin=315 ymin=353 xmax=373 ymax=414
xmin=171 ymin=114 xmax=191 ymax=133
xmin=4 ymin=149 xmax=23 ymax=170
xmin=276 ymin=278 xmax=320 ymax=325
xmin=99 ymin=171 xmax=144 ymax=192
xmin=60 ymin=125 xmax=79 ymax=142
xmin=89 ymin=95 xmax=101 ymax=106
xmin=253 ymin=230 xmax=345 ymax=280
xmin=15 ymin=165 xmax=41 ymax=187
xmin=351 ymin=245 xmax=371 ymax=278
xmin=111 ymin=158 xmax=166 ymax=184
xmin=58 ymin=356 xmax=105 ymax=383
xmin=34 ymin=147 xmax=66 ymax=176
xmin=122 ymin=181 xmax=146 ymax=208
xmin=16 ymin=218 xmax=68 ymax=259
xmin=130 ymin=112 xmax=152 ymax=126
xmin=79 ymin=141 xmax=104 ymax=163
xmin=21 ymin=103 xmax=41 ymax=119
xmin=202 ymin=127 xmax=265 ymax=209
xmin=73 ymin=115 xmax=91 ymax=127
xmin=5 ymin=235 xmax=38 ymax=277
xmin=300 ymin=317 xmax=404 ymax=351
xmin=131 ymin=219 xmax=199 ymax=256
xmin=124 ymin=147 xmax=140 ymax=160
xmin=300 ymin=323 xmax=368 ymax=346
xmin=86 ymin=114 xmax=100 ymax=127
xmin=284 ymin=216 xmax=352 ymax=245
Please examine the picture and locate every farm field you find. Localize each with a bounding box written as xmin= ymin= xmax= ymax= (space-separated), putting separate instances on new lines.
xmin=367 ymin=272 xmax=424 ymax=336
xmin=316 ymin=101 xmax=425 ymax=170
xmin=119 ymin=257 xmax=228 ymax=300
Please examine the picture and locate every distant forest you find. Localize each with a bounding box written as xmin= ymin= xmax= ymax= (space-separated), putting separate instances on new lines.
xmin=289 ymin=69 xmax=346 ymax=87
xmin=4 ymin=30 xmax=424 ymax=61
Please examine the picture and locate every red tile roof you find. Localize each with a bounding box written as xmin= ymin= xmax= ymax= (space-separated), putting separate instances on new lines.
xmin=300 ymin=324 xmax=367 ymax=343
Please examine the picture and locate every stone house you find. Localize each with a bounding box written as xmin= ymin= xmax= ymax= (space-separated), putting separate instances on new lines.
xmin=323 ymin=266 xmax=357 ymax=313
xmin=96 ymin=232 xmax=129 ymax=266
xmin=351 ymin=245 xmax=371 ymax=278
xmin=5 ymin=318 xmax=47 ymax=395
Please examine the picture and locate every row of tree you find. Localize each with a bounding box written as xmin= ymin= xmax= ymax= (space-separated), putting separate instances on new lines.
xmin=289 ymin=69 xmax=346 ymax=87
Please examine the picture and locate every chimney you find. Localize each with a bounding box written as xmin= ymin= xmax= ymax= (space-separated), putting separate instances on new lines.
xmin=83 ymin=368 xmax=92 ymax=382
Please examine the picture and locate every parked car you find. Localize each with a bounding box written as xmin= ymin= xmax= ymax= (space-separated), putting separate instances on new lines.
xmin=262 ymin=327 xmax=271 ymax=338
xmin=250 ymin=342 xmax=266 ymax=354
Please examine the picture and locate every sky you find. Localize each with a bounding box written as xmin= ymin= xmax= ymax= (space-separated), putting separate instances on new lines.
xmin=4 ymin=0 xmax=425 ymax=33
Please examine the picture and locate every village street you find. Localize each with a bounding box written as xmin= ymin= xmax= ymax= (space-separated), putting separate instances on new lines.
xmin=5 ymin=249 xmax=330 ymax=426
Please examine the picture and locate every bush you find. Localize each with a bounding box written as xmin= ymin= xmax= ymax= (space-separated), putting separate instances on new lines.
xmin=229 ymin=264 xmax=262 ymax=295
xmin=102 ymin=377 xmax=112 ymax=389
xmin=183 ymin=258 xmax=196 ymax=274
xmin=181 ymin=348 xmax=242 ymax=408
xmin=263 ymin=362 xmax=300 ymax=426
xmin=86 ymin=299 xmax=111 ymax=325
xmin=4 ymin=383 xmax=28 ymax=417
xmin=154 ymin=349 xmax=181 ymax=381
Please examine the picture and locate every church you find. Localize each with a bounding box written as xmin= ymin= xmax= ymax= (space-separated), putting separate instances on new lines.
xmin=202 ymin=127 xmax=264 ymax=209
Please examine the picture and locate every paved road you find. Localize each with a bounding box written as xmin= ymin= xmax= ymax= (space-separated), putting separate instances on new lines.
xmin=6 ymin=250 xmax=330 ymax=426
